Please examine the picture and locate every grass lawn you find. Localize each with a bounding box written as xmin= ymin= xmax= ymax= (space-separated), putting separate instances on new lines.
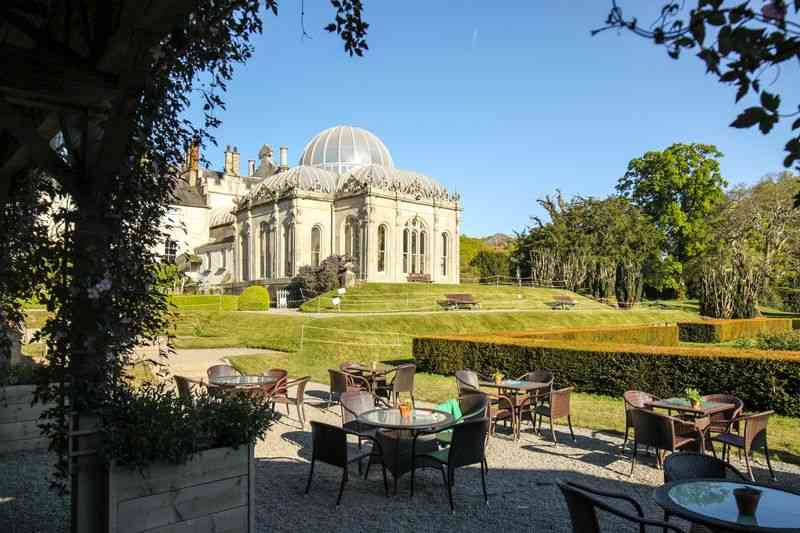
xmin=300 ymin=282 xmax=612 ymax=313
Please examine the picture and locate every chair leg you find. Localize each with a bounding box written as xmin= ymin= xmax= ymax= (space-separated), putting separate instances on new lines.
xmin=446 ymin=468 xmax=455 ymax=513
xmin=305 ymin=457 xmax=315 ymax=494
xmin=744 ymin=450 xmax=754 ymax=481
xmin=480 ymin=460 xmax=489 ymax=506
xmin=567 ymin=415 xmax=575 ymax=442
xmin=410 ymin=450 xmax=416 ymax=498
xmin=764 ymin=441 xmax=776 ymax=481
xmin=364 ymin=454 xmax=372 ymax=480
xmin=336 ymin=468 xmax=348 ymax=506
xmin=549 ymin=416 xmax=557 ymax=445
xmin=622 ymin=423 xmax=629 ymax=454
xmin=381 ymin=462 xmax=389 ymax=497
xmin=630 ymin=439 xmax=637 ymax=477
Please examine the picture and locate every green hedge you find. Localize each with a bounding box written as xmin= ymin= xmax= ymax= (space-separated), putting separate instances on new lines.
xmin=504 ymin=324 xmax=678 ymax=347
xmin=413 ymin=335 xmax=800 ymax=416
xmin=168 ymin=294 xmax=239 ymax=311
xmin=238 ymin=286 xmax=270 ymax=311
xmin=678 ymin=318 xmax=793 ymax=343
xmin=793 ymin=319 xmax=800 ymax=331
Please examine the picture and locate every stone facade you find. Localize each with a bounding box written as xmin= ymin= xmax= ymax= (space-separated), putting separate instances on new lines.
xmin=166 ymin=125 xmax=461 ymax=290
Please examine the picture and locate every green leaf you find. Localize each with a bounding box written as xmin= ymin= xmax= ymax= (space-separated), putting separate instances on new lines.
xmin=729 ymin=107 xmax=764 ymax=129
xmin=706 ymin=11 xmax=726 ymax=26
xmin=690 ymin=15 xmax=706 ymax=44
xmin=760 ymin=91 xmax=780 ymax=112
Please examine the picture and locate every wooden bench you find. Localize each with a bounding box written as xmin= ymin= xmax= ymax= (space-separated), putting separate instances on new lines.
xmin=407 ymin=273 xmax=432 ymax=283
xmin=438 ymin=293 xmax=480 ymax=310
xmin=548 ymin=295 xmax=578 ymax=310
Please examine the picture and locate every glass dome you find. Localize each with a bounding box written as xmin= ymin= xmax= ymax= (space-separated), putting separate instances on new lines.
xmin=298 ymin=125 xmax=394 ymax=174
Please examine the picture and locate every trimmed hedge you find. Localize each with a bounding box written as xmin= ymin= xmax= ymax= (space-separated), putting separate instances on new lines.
xmin=793 ymin=319 xmax=800 ymax=331
xmin=169 ymin=294 xmax=239 ymax=311
xmin=413 ymin=334 xmax=800 ymax=416
xmin=238 ymin=286 xmax=270 ymax=311
xmin=503 ymin=324 xmax=678 ymax=347
xmin=678 ymin=318 xmax=793 ymax=343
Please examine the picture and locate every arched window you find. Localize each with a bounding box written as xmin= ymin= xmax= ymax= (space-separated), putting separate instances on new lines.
xmin=411 ymin=230 xmax=418 ymax=273
xmin=377 ymin=225 xmax=387 ymax=272
xmin=402 ymin=228 xmax=410 ymax=274
xmin=284 ymin=223 xmax=294 ymax=277
xmin=440 ymin=232 xmax=449 ymax=276
xmin=344 ymin=217 xmax=360 ymax=261
xmin=419 ymin=230 xmax=427 ymax=274
xmin=311 ymin=226 xmax=321 ymax=267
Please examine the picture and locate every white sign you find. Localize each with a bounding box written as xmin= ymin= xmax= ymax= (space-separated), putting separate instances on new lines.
xmin=332 ymin=297 xmax=341 ymax=306
xmin=337 ymin=288 xmax=347 ymax=295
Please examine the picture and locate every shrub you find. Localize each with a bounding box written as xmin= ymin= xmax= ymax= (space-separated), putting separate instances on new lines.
xmin=168 ymin=294 xmax=239 ymax=311
xmin=0 ymin=361 xmax=39 ymax=386
xmin=100 ymin=381 xmax=272 ymax=469
xmin=793 ymin=319 xmax=800 ymax=331
xmin=753 ymin=331 xmax=800 ymax=352
xmin=238 ymin=286 xmax=270 ymax=311
xmin=678 ymin=318 xmax=792 ymax=343
xmin=502 ymin=324 xmax=678 ymax=346
xmin=413 ymin=335 xmax=800 ymax=416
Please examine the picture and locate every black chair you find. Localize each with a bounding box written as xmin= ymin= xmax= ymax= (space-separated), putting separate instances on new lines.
xmin=629 ymin=408 xmax=703 ymax=476
xmin=411 ymin=417 xmax=490 ymax=512
xmin=662 ymin=452 xmax=746 ymax=531
xmin=305 ymin=421 xmax=388 ymax=505
xmin=340 ymin=391 xmax=389 ymax=476
xmin=437 ymin=393 xmax=490 ymax=446
xmin=557 ymin=479 xmax=684 ymax=533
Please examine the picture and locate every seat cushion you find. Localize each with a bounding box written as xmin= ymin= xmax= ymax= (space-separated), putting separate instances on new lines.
xmin=418 ymin=447 xmax=449 ymax=465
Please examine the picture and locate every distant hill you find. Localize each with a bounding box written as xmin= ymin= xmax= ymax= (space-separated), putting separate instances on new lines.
xmin=482 ymin=233 xmax=513 ymax=249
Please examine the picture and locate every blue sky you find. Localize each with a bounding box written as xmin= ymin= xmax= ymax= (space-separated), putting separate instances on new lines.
xmin=190 ymin=1 xmax=797 ymax=237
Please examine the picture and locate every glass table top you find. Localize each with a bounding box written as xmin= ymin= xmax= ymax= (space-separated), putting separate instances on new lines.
xmin=668 ymin=480 xmax=800 ymax=528
xmin=358 ymin=408 xmax=453 ymax=430
xmin=210 ymin=375 xmax=277 ymax=386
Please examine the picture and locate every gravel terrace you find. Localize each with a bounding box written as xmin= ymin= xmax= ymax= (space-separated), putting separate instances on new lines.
xmin=3 ymin=383 xmax=800 ymax=532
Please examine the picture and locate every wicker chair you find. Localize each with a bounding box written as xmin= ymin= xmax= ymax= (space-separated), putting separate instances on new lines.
xmin=340 ymin=391 xmax=390 ymax=475
xmin=271 ymin=376 xmax=310 ymax=428
xmin=701 ymin=393 xmax=743 ymax=435
xmin=411 ymin=417 xmax=490 ymax=512
xmin=305 ymin=421 xmax=388 ymax=505
xmin=374 ymin=363 xmax=416 ymax=406
xmin=206 ymin=364 xmax=240 ymax=382
xmin=629 ymin=408 xmax=703 ymax=477
xmin=261 ymin=368 xmax=288 ymax=395
xmin=519 ymin=386 xmax=575 ymax=444
xmin=454 ymin=370 xmax=514 ymax=438
xmin=557 ymin=480 xmax=684 ymax=533
xmin=622 ymin=390 xmax=658 ymax=454
xmin=712 ymin=410 xmax=776 ymax=481
xmin=328 ymin=368 xmax=370 ymax=408
xmin=437 ymin=393 xmax=491 ymax=446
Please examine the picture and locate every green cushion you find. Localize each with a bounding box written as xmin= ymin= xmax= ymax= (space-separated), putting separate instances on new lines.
xmin=435 ymin=399 xmax=461 ymax=443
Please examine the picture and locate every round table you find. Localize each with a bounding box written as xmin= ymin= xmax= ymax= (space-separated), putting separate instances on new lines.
xmin=209 ymin=375 xmax=277 ymax=387
xmin=654 ymin=479 xmax=800 ymax=532
xmin=357 ymin=408 xmax=453 ymax=493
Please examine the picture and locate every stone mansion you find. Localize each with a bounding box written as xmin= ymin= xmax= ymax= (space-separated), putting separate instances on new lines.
xmin=166 ymin=125 xmax=462 ymax=290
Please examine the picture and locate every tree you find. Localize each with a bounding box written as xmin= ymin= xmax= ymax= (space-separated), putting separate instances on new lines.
xmin=617 ymin=143 xmax=728 ymax=293
xmin=595 ymin=1 xmax=800 ymax=178
xmin=469 ymin=249 xmax=511 ymax=281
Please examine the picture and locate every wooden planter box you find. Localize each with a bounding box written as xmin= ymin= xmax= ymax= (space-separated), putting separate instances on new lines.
xmin=107 ymin=444 xmax=255 ymax=533
xmin=0 ymin=384 xmax=51 ymax=454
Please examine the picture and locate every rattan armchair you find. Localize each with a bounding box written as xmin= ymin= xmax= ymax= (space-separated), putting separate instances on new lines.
xmin=271 ymin=376 xmax=310 ymax=428
xmin=328 ymin=368 xmax=370 ymax=408
xmin=629 ymin=408 xmax=703 ymax=476
xmin=374 ymin=363 xmax=416 ymax=406
xmin=622 ymin=390 xmax=658 ymax=454
xmin=557 ymin=479 xmax=685 ymax=533
xmin=701 ymin=393 xmax=743 ymax=435
xmin=711 ymin=410 xmax=776 ymax=481
xmin=454 ymin=369 xmax=515 ymax=438
xmin=206 ymin=364 xmax=240 ymax=382
xmin=519 ymin=386 xmax=575 ymax=444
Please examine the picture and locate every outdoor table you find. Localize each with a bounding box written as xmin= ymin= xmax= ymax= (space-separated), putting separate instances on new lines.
xmin=208 ymin=375 xmax=278 ymax=393
xmin=654 ymin=478 xmax=800 ymax=532
xmin=646 ymin=397 xmax=735 ymax=453
xmin=357 ymin=407 xmax=453 ymax=494
xmin=479 ymin=379 xmax=551 ymax=439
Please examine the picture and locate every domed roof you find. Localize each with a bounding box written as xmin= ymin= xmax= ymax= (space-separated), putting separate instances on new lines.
xmin=242 ymin=165 xmax=338 ymax=206
xmin=298 ymin=125 xmax=393 ymax=174
xmin=339 ymin=165 xmax=452 ymax=200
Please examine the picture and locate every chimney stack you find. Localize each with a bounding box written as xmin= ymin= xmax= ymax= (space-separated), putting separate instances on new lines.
xmin=279 ymin=146 xmax=289 ymax=171
xmin=247 ymin=159 xmax=256 ymax=176
xmin=224 ymin=145 xmax=240 ymax=176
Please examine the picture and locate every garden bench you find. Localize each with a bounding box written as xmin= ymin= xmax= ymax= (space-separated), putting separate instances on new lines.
xmin=407 ymin=273 xmax=432 ymax=283
xmin=548 ymin=296 xmax=577 ymax=310
xmin=438 ymin=293 xmax=480 ymax=310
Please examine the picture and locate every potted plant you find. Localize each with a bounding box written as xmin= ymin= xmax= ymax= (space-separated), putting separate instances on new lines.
xmin=685 ymin=387 xmax=702 ymax=409
xmin=493 ymin=370 xmax=505 ymax=385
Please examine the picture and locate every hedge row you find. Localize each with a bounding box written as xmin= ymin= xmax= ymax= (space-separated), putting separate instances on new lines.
xmin=413 ymin=335 xmax=800 ymax=416
xmin=503 ymin=324 xmax=678 ymax=347
xmin=168 ymin=294 xmax=239 ymax=311
xmin=678 ymin=318 xmax=793 ymax=343
xmin=794 ymin=319 xmax=800 ymax=330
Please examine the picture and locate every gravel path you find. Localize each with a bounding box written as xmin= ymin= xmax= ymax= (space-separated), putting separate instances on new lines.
xmin=167 ymin=347 xmax=281 ymax=379
xmin=4 ymin=384 xmax=799 ymax=532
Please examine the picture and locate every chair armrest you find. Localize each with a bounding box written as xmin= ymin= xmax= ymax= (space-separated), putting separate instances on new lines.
xmin=347 ymin=374 xmax=372 ymax=392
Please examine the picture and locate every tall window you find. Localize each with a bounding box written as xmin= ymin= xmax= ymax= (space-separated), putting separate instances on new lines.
xmin=222 ymin=248 xmax=227 ymax=270
xmin=240 ymin=227 xmax=249 ymax=281
xmin=440 ymin=232 xmax=449 ymax=276
xmin=259 ymin=223 xmax=269 ymax=278
xmin=164 ymin=239 xmax=178 ymax=263
xmin=311 ymin=226 xmax=321 ymax=267
xmin=419 ymin=231 xmax=427 ymax=274
xmin=377 ymin=225 xmax=387 ymax=272
xmin=284 ymin=223 xmax=294 ymax=277
xmin=344 ymin=217 xmax=360 ymax=261
xmin=402 ymin=229 xmax=409 ymax=273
